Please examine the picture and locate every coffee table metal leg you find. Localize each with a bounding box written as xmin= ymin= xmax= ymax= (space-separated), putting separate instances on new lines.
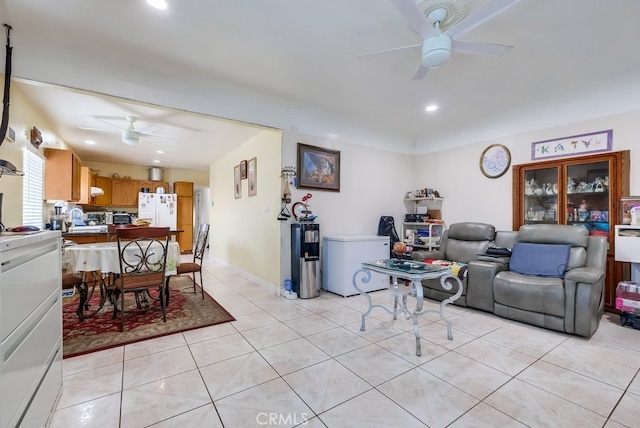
xmin=353 ymin=268 xmax=395 ymax=332
xmin=438 ymin=274 xmax=464 ymax=340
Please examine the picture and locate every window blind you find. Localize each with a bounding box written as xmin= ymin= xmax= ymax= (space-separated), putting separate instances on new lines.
xmin=22 ymin=149 xmax=44 ymax=227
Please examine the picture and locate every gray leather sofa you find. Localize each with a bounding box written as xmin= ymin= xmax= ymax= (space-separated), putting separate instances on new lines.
xmin=412 ymin=222 xmax=607 ymax=338
xmin=411 ymin=222 xmax=496 ymax=307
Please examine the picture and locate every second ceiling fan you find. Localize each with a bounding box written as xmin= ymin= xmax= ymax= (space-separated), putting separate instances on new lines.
xmin=82 ymin=115 xmax=180 ymax=145
xmin=359 ymin=0 xmax=522 ymax=79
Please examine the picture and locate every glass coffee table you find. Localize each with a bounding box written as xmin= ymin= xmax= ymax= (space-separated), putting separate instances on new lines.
xmin=353 ymin=259 xmax=463 ymax=356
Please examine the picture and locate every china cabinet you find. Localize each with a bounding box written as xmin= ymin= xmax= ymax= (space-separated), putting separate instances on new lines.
xmin=512 ymin=150 xmax=630 ymax=311
xmin=402 ymin=197 xmax=446 ymax=250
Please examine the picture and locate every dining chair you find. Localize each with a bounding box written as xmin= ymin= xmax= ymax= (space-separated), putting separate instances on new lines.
xmin=176 ymin=223 xmax=210 ymax=299
xmin=114 ymin=226 xmax=170 ymax=331
xmin=62 ymin=270 xmax=86 ymax=320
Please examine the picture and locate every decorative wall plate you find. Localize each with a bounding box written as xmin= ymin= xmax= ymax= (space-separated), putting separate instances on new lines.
xmin=480 ymin=144 xmax=511 ymax=178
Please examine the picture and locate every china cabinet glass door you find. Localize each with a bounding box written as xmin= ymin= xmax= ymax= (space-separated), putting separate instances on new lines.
xmin=565 ymin=160 xmax=609 ymax=233
xmin=523 ymin=166 xmax=559 ymax=224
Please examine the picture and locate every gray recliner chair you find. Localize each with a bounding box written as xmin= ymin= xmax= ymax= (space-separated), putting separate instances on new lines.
xmin=491 ymin=224 xmax=607 ymax=338
xmin=412 ymin=222 xmax=496 ymax=306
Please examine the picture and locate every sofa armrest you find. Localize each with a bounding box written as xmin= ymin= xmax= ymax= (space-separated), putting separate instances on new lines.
xmin=466 ymin=260 xmax=509 ymax=312
xmin=564 ymin=267 xmax=604 ymax=284
xmin=412 ymin=250 xmax=445 ymax=261
xmin=476 ymin=255 xmax=510 ymax=265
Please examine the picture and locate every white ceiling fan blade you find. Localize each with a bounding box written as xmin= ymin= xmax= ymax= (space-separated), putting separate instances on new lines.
xmin=136 ymin=125 xmax=162 ymax=134
xmin=139 ymin=133 xmax=180 ymax=144
xmin=96 ymin=117 xmax=127 ymax=130
xmin=412 ymin=65 xmax=430 ymax=80
xmin=446 ymin=0 xmax=522 ymax=40
xmin=356 ymin=43 xmax=421 ymax=61
xmin=452 ymin=40 xmax=513 ymax=56
xmin=390 ymin=0 xmax=437 ymax=40
xmin=79 ymin=126 xmax=117 ymax=133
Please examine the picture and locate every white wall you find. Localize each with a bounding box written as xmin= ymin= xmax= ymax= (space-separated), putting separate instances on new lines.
xmin=413 ymin=109 xmax=640 ymax=231
xmin=210 ymin=129 xmax=282 ymax=286
xmin=279 ymin=130 xmax=413 ymax=285
xmin=0 ymin=84 xmax=68 ymax=227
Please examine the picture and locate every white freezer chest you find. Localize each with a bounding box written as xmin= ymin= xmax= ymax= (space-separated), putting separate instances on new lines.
xmin=322 ymin=235 xmax=390 ymax=297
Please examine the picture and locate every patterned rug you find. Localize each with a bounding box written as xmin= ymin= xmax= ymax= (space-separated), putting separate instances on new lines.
xmin=62 ymin=275 xmax=235 ymax=358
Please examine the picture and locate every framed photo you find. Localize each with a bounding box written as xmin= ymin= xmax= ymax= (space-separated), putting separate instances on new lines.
xmin=248 ymin=157 xmax=257 ymax=197
xmin=234 ymin=164 xmax=242 ymax=199
xmin=479 ymin=144 xmax=511 ymax=179
xmin=297 ymin=143 xmax=340 ymax=191
xmin=240 ymin=160 xmax=248 ymax=179
xmin=620 ymin=196 xmax=640 ymax=224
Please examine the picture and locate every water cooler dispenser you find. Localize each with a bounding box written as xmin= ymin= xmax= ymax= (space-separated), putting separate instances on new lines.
xmin=291 ymin=223 xmax=320 ymax=298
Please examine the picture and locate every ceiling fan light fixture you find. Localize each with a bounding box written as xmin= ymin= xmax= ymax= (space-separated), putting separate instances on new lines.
xmin=122 ymin=129 xmax=140 ymax=145
xmin=422 ymin=34 xmax=452 ymax=68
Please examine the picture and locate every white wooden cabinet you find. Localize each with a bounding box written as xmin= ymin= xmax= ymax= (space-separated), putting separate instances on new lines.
xmin=0 ymin=231 xmax=62 ymax=428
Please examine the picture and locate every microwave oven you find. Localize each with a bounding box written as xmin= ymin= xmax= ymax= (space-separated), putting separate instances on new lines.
xmin=113 ymin=212 xmax=132 ymax=225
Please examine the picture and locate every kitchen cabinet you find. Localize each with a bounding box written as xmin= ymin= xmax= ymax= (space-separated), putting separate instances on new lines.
xmin=78 ymin=166 xmax=94 ymax=205
xmin=512 ymin=150 xmax=630 ymax=312
xmin=44 ymin=148 xmax=82 ymax=201
xmin=174 ymin=181 xmax=194 ymax=253
xmin=93 ymin=176 xmax=112 ymax=206
xmin=139 ymin=180 xmax=169 ymax=193
xmin=111 ymin=178 xmax=139 ymax=206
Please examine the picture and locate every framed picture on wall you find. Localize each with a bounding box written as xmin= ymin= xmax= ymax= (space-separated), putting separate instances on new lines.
xmin=297 ymin=143 xmax=340 ymax=191
xmin=240 ymin=160 xmax=248 ymax=179
xmin=248 ymin=157 xmax=257 ymax=197
xmin=234 ymin=164 xmax=242 ymax=199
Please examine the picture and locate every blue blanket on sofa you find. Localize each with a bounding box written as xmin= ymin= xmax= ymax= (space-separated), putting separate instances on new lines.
xmin=508 ymin=243 xmax=571 ymax=278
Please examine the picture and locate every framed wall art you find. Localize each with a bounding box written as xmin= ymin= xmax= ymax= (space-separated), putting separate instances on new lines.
xmin=531 ymin=129 xmax=613 ymax=161
xmin=479 ymin=144 xmax=511 ymax=179
xmin=620 ymin=196 xmax=640 ymax=224
xmin=248 ymin=157 xmax=257 ymax=197
xmin=240 ymin=159 xmax=248 ymax=179
xmin=234 ymin=164 xmax=242 ymax=199
xmin=297 ymin=143 xmax=340 ymax=191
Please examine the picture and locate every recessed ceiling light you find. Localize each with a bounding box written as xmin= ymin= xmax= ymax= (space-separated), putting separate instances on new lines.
xmin=85 ymin=140 xmax=96 ymax=145
xmin=156 ymin=150 xmax=164 ymax=154
xmin=425 ymin=104 xmax=438 ymax=112
xmin=147 ymin=0 xmax=167 ymax=10
xmin=153 ymin=160 xmax=161 ymax=163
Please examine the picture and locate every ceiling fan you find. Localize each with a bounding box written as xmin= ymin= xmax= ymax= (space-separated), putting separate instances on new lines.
xmin=81 ymin=115 xmax=180 ymax=145
xmin=359 ymin=0 xmax=521 ymax=79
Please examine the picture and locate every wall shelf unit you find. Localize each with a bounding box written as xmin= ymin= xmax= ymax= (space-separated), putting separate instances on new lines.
xmin=402 ymin=197 xmax=445 ymax=251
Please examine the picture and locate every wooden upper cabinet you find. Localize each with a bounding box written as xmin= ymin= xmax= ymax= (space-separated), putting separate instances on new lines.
xmin=94 ymin=176 xmax=112 ymax=206
xmin=111 ymin=179 xmax=140 ymax=206
xmin=174 ymin=181 xmax=193 ymax=197
xmin=78 ymin=167 xmax=94 ymax=205
xmin=44 ymin=148 xmax=82 ymax=201
xmin=139 ymin=180 xmax=169 ymax=194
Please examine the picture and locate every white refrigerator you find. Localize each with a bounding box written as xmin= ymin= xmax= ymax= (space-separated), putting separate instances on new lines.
xmin=138 ymin=193 xmax=177 ymax=229
xmin=322 ymin=235 xmax=390 ymax=296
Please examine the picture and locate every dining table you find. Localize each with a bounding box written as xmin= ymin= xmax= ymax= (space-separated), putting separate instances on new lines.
xmin=63 ymin=240 xmax=181 ymax=320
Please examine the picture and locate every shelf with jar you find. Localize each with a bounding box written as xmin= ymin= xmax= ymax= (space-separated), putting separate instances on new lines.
xmin=401 ymin=191 xmax=446 ymax=251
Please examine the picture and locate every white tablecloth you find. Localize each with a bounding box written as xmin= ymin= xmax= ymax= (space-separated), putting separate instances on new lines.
xmin=64 ymin=241 xmax=181 ymax=275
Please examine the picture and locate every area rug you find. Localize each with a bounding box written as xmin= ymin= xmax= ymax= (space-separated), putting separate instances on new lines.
xmin=62 ymin=275 xmax=235 ymax=358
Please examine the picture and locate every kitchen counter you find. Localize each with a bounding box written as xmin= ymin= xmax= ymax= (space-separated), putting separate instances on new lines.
xmin=62 ymin=229 xmax=187 ymax=252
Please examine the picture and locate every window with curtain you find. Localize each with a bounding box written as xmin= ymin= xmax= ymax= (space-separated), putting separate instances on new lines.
xmin=22 ymin=149 xmax=44 ymax=227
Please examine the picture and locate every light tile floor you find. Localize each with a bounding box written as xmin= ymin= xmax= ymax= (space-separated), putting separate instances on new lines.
xmin=49 ymin=254 xmax=640 ymax=427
